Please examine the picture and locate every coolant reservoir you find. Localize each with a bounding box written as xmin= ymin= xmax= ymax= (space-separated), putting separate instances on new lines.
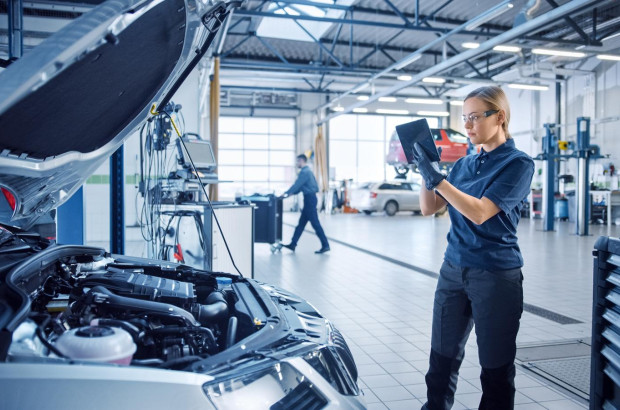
xmin=54 ymin=326 xmax=136 ymax=365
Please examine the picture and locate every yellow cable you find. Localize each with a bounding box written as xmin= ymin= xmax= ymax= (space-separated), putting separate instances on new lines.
xmin=150 ymin=102 xmax=181 ymax=137
xmin=169 ymin=115 xmax=181 ymax=138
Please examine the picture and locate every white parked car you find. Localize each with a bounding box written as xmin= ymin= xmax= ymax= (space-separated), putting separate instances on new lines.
xmin=351 ymin=181 xmax=422 ymax=216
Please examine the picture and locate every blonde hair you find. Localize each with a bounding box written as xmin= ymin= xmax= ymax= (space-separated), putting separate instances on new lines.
xmin=465 ymin=86 xmax=511 ymax=139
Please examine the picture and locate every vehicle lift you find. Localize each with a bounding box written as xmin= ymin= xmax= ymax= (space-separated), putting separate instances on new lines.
xmin=536 ymin=117 xmax=601 ymax=235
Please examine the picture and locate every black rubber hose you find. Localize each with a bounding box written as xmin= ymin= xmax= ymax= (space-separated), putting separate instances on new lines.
xmin=32 ymin=314 xmax=67 ymax=358
xmin=226 ymin=316 xmax=237 ymax=348
xmin=89 ymin=286 xmax=199 ymax=326
xmin=192 ymin=291 xmax=228 ymax=324
xmin=92 ymin=318 xmax=141 ymax=344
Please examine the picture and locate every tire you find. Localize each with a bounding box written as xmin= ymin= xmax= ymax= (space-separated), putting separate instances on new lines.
xmin=384 ymin=201 xmax=398 ymax=216
xmin=363 ymin=210 xmax=373 ymax=215
xmin=394 ymin=165 xmax=409 ymax=176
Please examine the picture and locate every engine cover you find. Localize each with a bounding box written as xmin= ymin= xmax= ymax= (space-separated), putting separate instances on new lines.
xmin=77 ymin=267 xmax=196 ymax=305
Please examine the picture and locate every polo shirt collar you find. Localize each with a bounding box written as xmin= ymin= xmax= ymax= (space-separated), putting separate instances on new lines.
xmin=478 ymin=138 xmax=515 ymax=159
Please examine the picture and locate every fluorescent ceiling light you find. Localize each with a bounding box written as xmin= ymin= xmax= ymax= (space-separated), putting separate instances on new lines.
xmin=418 ymin=111 xmax=450 ymax=117
xmin=376 ymin=109 xmax=409 ymax=115
xmin=353 ymin=108 xmax=368 ymax=113
xmin=397 ymin=75 xmax=412 ymax=81
xmin=493 ymin=45 xmax=521 ymax=53
xmin=393 ymin=54 xmax=422 ymax=70
xmin=462 ymin=42 xmax=480 ymax=49
xmin=465 ymin=2 xmax=513 ymax=31
xmin=508 ymin=83 xmax=549 ymax=91
xmin=422 ymin=77 xmax=445 ymax=84
xmin=357 ymin=95 xmax=369 ymax=101
xmin=597 ymin=54 xmax=620 ymax=61
xmin=331 ymin=106 xmax=345 ymax=111
xmin=405 ymin=98 xmax=443 ymax=105
xmin=379 ymin=97 xmax=397 ymax=102
xmin=449 ymin=100 xmax=464 ymax=106
xmin=532 ymin=48 xmax=586 ymax=58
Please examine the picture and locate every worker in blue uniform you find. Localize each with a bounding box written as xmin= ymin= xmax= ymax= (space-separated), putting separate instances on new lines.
xmin=282 ymin=154 xmax=330 ymax=254
xmin=413 ymin=86 xmax=534 ymax=410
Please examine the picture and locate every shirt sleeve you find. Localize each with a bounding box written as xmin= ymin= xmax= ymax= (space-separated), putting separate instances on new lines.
xmin=483 ymin=156 xmax=535 ymax=214
xmin=285 ymin=168 xmax=310 ymax=195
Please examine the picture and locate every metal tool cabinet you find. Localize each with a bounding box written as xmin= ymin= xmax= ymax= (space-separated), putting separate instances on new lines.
xmin=591 ymin=236 xmax=620 ymax=409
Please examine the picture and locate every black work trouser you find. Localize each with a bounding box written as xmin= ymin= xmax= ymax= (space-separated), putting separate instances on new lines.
xmin=290 ymin=194 xmax=329 ymax=249
xmin=422 ymin=260 xmax=523 ymax=410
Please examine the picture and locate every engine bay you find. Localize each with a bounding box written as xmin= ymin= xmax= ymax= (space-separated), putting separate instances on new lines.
xmin=5 ymin=249 xmax=266 ymax=369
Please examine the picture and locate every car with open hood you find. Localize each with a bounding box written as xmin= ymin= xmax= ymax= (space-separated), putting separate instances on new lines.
xmin=0 ymin=1 xmax=364 ymax=408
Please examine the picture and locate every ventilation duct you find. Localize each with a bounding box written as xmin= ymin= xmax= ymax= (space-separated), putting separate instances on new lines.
xmin=514 ymin=0 xmax=543 ymax=26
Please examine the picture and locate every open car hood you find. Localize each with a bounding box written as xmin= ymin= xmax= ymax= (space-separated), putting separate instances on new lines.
xmin=0 ymin=0 xmax=238 ymax=229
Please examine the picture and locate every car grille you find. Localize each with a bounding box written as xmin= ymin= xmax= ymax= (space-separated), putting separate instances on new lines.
xmin=270 ymin=380 xmax=328 ymax=410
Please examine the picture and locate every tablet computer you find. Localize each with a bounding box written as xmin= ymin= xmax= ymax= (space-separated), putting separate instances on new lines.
xmin=395 ymin=119 xmax=441 ymax=163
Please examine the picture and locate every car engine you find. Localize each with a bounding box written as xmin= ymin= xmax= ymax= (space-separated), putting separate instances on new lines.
xmin=7 ymin=251 xmax=249 ymax=369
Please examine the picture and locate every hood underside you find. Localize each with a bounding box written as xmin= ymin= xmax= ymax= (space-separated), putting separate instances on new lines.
xmin=0 ymin=0 xmax=234 ymax=228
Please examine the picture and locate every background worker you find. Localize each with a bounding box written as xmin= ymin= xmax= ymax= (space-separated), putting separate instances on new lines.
xmin=413 ymin=86 xmax=534 ymax=409
xmin=281 ymin=154 xmax=330 ymax=254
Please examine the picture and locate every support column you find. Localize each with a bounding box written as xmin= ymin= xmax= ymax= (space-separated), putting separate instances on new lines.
xmin=8 ymin=0 xmax=23 ymax=60
xmin=110 ymin=146 xmax=125 ymax=254
xmin=57 ymin=187 xmax=84 ymax=245
xmin=543 ymin=124 xmax=555 ymax=231
xmin=209 ymin=57 xmax=220 ymax=202
xmin=576 ymin=117 xmax=590 ymax=236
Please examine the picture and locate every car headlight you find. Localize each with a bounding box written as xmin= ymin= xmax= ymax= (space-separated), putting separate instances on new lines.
xmin=303 ymin=346 xmax=359 ymax=396
xmin=203 ymin=361 xmax=328 ymax=409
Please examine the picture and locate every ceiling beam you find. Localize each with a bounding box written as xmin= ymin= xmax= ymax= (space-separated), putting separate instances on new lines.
xmin=318 ymin=0 xmax=606 ymax=124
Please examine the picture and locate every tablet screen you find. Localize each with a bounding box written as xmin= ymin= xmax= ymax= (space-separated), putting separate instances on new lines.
xmin=395 ymin=119 xmax=441 ymax=163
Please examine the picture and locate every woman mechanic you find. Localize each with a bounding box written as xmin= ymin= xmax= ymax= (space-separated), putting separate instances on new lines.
xmin=412 ymin=86 xmax=534 ymax=410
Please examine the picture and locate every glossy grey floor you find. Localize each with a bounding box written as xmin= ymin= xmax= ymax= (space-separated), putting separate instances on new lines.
xmin=252 ymin=212 xmax=620 ymax=410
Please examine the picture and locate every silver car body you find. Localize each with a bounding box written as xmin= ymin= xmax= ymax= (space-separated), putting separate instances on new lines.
xmin=0 ymin=0 xmax=365 ymax=408
xmin=351 ymin=181 xmax=422 ymax=215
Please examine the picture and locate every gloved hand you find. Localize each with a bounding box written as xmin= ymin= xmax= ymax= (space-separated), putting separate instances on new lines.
xmin=413 ymin=143 xmax=445 ymax=191
xmin=279 ymin=193 xmax=289 ymax=200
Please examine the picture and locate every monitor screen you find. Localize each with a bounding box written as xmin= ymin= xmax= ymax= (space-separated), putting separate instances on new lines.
xmin=182 ymin=140 xmax=216 ymax=170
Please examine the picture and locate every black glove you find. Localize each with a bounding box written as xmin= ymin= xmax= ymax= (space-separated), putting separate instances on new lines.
xmin=413 ymin=143 xmax=445 ymax=191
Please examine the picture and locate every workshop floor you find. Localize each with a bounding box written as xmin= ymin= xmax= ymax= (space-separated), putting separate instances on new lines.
xmin=252 ymin=212 xmax=619 ymax=410
xmin=114 ymin=212 xmax=619 ymax=409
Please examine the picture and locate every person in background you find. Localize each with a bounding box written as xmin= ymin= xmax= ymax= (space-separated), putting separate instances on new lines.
xmin=281 ymin=154 xmax=330 ymax=254
xmin=413 ymin=86 xmax=534 ymax=410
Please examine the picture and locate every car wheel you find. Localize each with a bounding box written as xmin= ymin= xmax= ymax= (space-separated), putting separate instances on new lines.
xmin=394 ymin=165 xmax=409 ymax=176
xmin=384 ymin=201 xmax=398 ymax=216
xmin=363 ymin=210 xmax=373 ymax=215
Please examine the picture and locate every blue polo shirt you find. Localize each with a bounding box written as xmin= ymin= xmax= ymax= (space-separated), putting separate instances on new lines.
xmin=443 ymin=139 xmax=534 ymax=270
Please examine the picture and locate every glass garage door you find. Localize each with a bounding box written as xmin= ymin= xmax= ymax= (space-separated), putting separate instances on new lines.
xmin=218 ymin=117 xmax=296 ymax=200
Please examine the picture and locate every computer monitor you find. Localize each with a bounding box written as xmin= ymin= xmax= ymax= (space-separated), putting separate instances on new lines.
xmin=177 ymin=137 xmax=217 ymax=172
